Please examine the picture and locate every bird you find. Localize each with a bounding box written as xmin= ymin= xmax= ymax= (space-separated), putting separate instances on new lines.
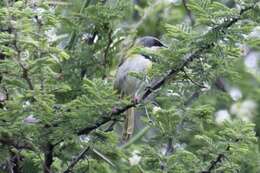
xmin=114 ymin=36 xmax=167 ymax=142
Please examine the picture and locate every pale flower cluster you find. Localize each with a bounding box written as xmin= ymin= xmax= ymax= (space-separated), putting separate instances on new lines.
xmin=215 ymin=99 xmax=257 ymax=124
xmin=129 ymin=150 xmax=141 ymax=166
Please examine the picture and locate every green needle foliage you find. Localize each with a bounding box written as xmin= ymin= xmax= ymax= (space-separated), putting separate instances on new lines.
xmin=0 ymin=0 xmax=260 ymax=173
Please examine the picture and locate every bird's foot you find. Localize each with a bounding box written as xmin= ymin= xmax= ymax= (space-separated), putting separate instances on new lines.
xmin=111 ymin=107 xmax=118 ymax=114
xmin=132 ymin=95 xmax=141 ymax=104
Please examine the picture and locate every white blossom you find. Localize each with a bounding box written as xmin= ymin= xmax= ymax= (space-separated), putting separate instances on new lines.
xmin=215 ymin=110 xmax=231 ymax=124
xmin=0 ymin=92 xmax=6 ymax=102
xmin=166 ymin=89 xmax=181 ymax=97
xmin=153 ymin=106 xmax=162 ymax=113
xmin=230 ymin=100 xmax=257 ymax=122
xmin=24 ymin=115 xmax=39 ymax=124
xmin=45 ymin=28 xmax=57 ymax=43
xmin=229 ymin=87 xmax=242 ymax=101
xmin=129 ymin=150 xmax=141 ymax=166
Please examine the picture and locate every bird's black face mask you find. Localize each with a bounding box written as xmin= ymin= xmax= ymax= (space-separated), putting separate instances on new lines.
xmin=137 ymin=36 xmax=167 ymax=62
xmin=137 ymin=36 xmax=167 ymax=48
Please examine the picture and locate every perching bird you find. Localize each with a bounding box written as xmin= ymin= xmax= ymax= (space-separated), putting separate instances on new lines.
xmin=114 ymin=36 xmax=166 ymax=142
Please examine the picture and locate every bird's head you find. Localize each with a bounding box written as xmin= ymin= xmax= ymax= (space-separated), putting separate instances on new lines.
xmin=130 ymin=36 xmax=167 ymax=61
xmin=135 ymin=36 xmax=167 ymax=50
xmin=123 ymin=36 xmax=167 ymax=62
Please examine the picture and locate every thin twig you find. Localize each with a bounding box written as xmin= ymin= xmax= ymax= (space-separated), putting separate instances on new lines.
xmin=182 ymin=0 xmax=195 ymax=26
xmin=184 ymin=91 xmax=201 ymax=106
xmin=9 ymin=150 xmax=22 ymax=173
xmin=21 ymin=65 xmax=34 ymax=90
xmin=6 ymin=158 xmax=14 ymax=173
xmin=183 ymin=69 xmax=206 ymax=88
xmin=43 ymin=143 xmax=54 ymax=173
xmin=121 ymin=126 xmax=151 ymax=149
xmin=13 ymin=25 xmax=34 ymax=90
xmin=165 ymin=137 xmax=174 ymax=156
xmin=65 ymin=0 xmax=92 ymax=50
xmin=63 ymin=147 xmax=90 ymax=173
xmin=201 ymin=145 xmax=230 ymax=173
xmin=92 ymin=148 xmax=115 ymax=167
xmin=5 ymin=1 xmax=34 ymax=90
xmin=201 ymin=138 xmax=241 ymax=173
xmin=104 ymin=120 xmax=117 ymax=132
xmin=103 ymin=29 xmax=113 ymax=79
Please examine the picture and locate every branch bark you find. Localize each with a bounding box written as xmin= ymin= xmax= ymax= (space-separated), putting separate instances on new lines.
xmin=182 ymin=0 xmax=195 ymax=26
xmin=43 ymin=143 xmax=54 ymax=173
xmin=0 ymin=137 xmax=34 ymax=151
xmin=183 ymin=69 xmax=207 ymax=88
xmin=102 ymin=29 xmax=113 ymax=79
xmin=9 ymin=150 xmax=22 ymax=173
xmin=12 ymin=24 xmax=34 ymax=91
xmin=201 ymin=144 xmax=233 ymax=173
xmin=63 ymin=147 xmax=90 ymax=173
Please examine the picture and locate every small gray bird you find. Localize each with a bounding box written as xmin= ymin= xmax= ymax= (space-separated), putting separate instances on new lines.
xmin=114 ymin=36 xmax=166 ymax=142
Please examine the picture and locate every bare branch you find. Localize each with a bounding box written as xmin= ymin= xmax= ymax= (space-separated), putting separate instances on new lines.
xmin=182 ymin=0 xmax=195 ymax=26
xmin=201 ymin=138 xmax=241 ymax=173
xmin=63 ymin=147 xmax=90 ymax=173
xmin=9 ymin=150 xmax=22 ymax=173
xmin=43 ymin=143 xmax=54 ymax=173
xmin=201 ymin=145 xmax=231 ymax=173
xmin=0 ymin=137 xmax=34 ymax=151
xmin=103 ymin=29 xmax=113 ymax=79
xmin=92 ymin=148 xmax=115 ymax=167
xmin=12 ymin=26 xmax=34 ymax=90
xmin=183 ymin=69 xmax=207 ymax=88
xmin=4 ymin=3 xmax=34 ymax=91
xmin=184 ymin=91 xmax=201 ymax=106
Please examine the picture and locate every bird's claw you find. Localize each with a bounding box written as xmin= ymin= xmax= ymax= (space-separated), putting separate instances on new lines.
xmin=133 ymin=95 xmax=141 ymax=104
xmin=111 ymin=107 xmax=118 ymax=113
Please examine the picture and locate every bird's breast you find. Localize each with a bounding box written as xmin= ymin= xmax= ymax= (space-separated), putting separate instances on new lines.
xmin=115 ymin=54 xmax=152 ymax=96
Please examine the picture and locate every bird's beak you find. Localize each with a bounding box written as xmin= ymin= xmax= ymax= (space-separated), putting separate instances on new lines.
xmin=161 ymin=43 xmax=168 ymax=48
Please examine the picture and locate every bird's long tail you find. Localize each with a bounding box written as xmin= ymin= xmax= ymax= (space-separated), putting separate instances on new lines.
xmin=122 ymin=107 xmax=135 ymax=143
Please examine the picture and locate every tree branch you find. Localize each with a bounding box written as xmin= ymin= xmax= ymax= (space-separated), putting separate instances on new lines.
xmin=0 ymin=136 xmax=34 ymax=173
xmin=77 ymin=5 xmax=255 ymax=136
xmin=201 ymin=138 xmax=241 ymax=173
xmin=182 ymin=0 xmax=195 ymax=26
xmin=9 ymin=150 xmax=22 ymax=173
xmin=102 ymin=29 xmax=113 ymax=79
xmin=43 ymin=143 xmax=54 ymax=173
xmin=63 ymin=146 xmax=90 ymax=173
xmin=183 ymin=69 xmax=207 ymax=88
xmin=21 ymin=66 xmax=34 ymax=90
xmin=12 ymin=25 xmax=34 ymax=90
xmin=0 ymin=137 xmax=34 ymax=151
xmin=201 ymin=145 xmax=231 ymax=173
xmin=4 ymin=1 xmax=34 ymax=91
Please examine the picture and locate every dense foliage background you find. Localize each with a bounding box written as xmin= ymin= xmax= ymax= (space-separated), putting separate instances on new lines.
xmin=0 ymin=0 xmax=260 ymax=172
